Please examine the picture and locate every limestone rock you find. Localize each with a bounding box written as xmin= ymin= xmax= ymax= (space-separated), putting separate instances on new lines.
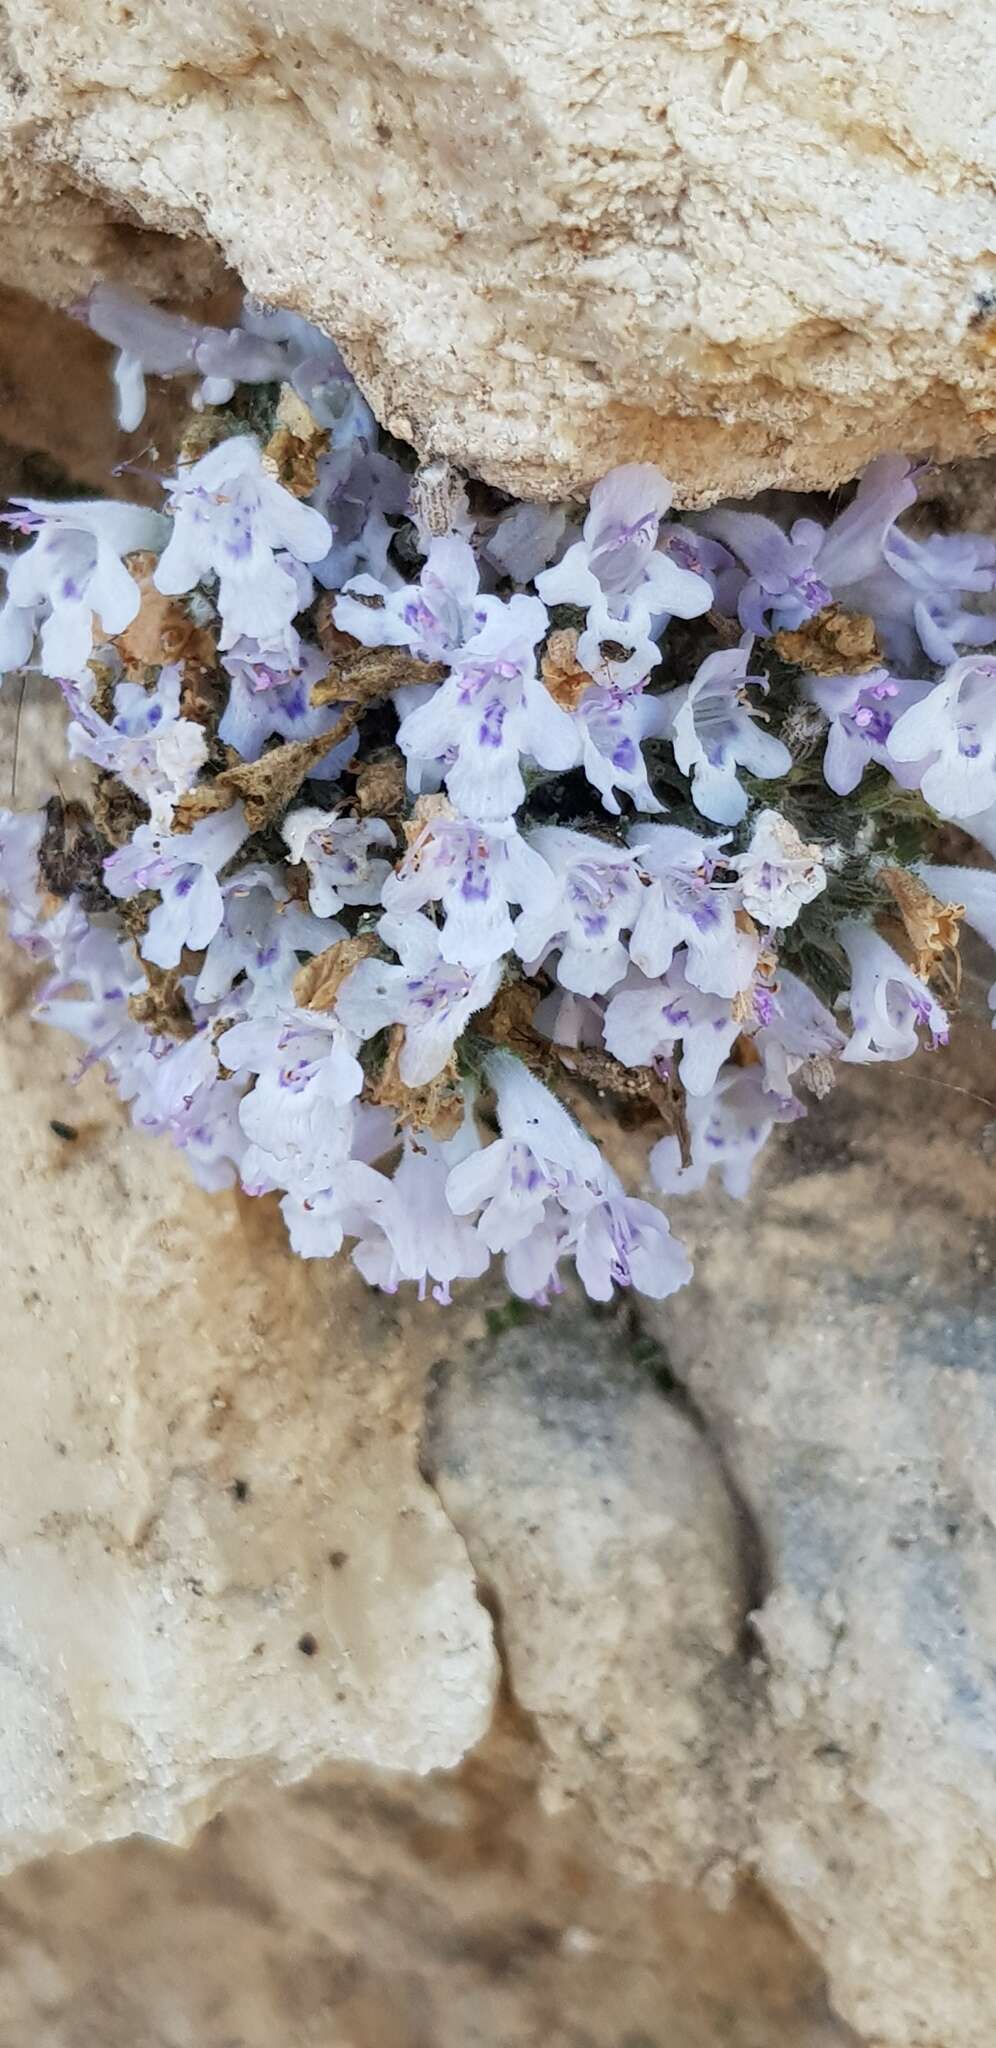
xmin=0 ymin=1716 xmax=857 ymax=2048
xmin=651 ymin=970 xmax=996 ymax=2048
xmin=424 ymin=1313 xmax=754 ymax=1891
xmin=0 ymin=917 xmax=496 ymax=1871
xmin=1 ymin=1 xmax=995 ymax=501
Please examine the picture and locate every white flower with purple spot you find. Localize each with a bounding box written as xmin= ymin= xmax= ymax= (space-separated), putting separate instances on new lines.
xmin=650 ymin=1064 xmax=804 ymax=1199
xmin=62 ymin=665 xmax=207 ymax=829
xmin=193 ymin=868 xmax=332 ymax=1015
xmin=838 ymin=921 xmax=949 ymax=1063
xmin=628 ymin=822 xmax=757 ymax=998
xmin=603 ymin=959 xmax=739 ymax=1094
xmin=750 ymin=969 xmax=847 ymax=1094
xmin=536 ymin=464 xmax=711 ymax=687
xmin=218 ymin=1006 xmax=364 ymax=1199
xmin=887 ymin=655 xmax=996 ymax=820
xmin=380 ymin=807 xmax=555 ymax=971
xmin=335 ymin=535 xmax=485 ymax=663
xmin=804 ymin=669 xmax=933 ymax=798
xmin=103 ymin=804 xmax=251 ymax=969
xmin=218 ymin=640 xmax=357 ymax=776
xmin=660 ymin=644 xmax=791 ymax=826
xmin=0 ymin=497 xmax=165 ymax=681
xmin=396 ymin=596 xmax=579 ymax=821
xmin=350 ymin=1124 xmax=491 ymax=1303
xmin=513 ymin=827 xmax=643 ymax=996
xmin=731 ymin=810 xmax=826 ymax=930
xmin=154 ymin=436 xmax=331 ymax=654
xmin=281 ymin=806 xmax=395 ymax=919
xmin=334 ymin=911 xmax=501 ymax=1085
xmin=573 ymin=679 xmax=668 ymax=815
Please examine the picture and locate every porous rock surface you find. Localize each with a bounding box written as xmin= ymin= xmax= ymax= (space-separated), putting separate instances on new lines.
xmin=424 ymin=1318 xmax=754 ymax=1893
xmin=651 ymin=964 xmax=996 ymax=2048
xmin=0 ymin=1 xmax=995 ymax=500
xmin=0 ymin=695 xmax=496 ymax=1865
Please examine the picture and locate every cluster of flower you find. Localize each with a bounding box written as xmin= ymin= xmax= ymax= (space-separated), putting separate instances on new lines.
xmin=1 ymin=284 xmax=994 ymax=1306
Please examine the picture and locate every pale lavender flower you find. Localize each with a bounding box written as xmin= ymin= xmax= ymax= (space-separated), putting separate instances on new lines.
xmin=446 ymin=1052 xmax=690 ymax=1304
xmin=887 ymin=655 xmax=996 ymax=819
xmin=62 ymin=665 xmax=207 ymax=828
xmin=838 ymin=921 xmax=949 ymax=1062
xmin=218 ymin=641 xmax=356 ymax=775
xmin=335 ymin=911 xmax=501 ymax=1084
xmin=751 ymin=969 xmax=847 ymax=1093
xmin=536 ymin=463 xmax=711 ymax=688
xmin=0 ymin=806 xmax=45 ymax=946
xmin=396 ymin=596 xmax=578 ymax=821
xmin=334 ymin=535 xmax=485 ymax=663
xmin=79 ymin=284 xmax=290 ymax=427
xmin=837 ymin=525 xmax=996 ymax=669
xmin=658 ymin=522 xmax=740 ymax=613
xmin=103 ymin=805 xmax=251 ymax=968
xmin=119 ymin=1027 xmax=247 ymax=1190
xmin=155 ymin=437 xmax=331 ymax=653
xmin=350 ymin=1125 xmax=491 ymax=1303
xmin=703 ymin=457 xmax=916 ymax=634
xmin=239 ymin=301 xmax=377 ymax=441
xmin=603 ymin=959 xmax=739 ymax=1094
xmin=804 ymin=669 xmax=933 ymax=797
xmin=918 ymin=862 xmax=996 ymax=1021
xmin=311 ymin=445 xmax=410 ymax=589
xmin=380 ymin=808 xmax=555 ymax=971
xmin=628 ymin=823 xmax=757 ymax=998
xmin=660 ymin=644 xmax=791 ymax=826
xmin=193 ymin=869 xmax=331 ymax=1014
xmin=731 ymin=809 xmax=826 ymax=929
xmin=446 ymin=1054 xmax=602 ymax=1255
xmin=218 ymin=1006 xmax=363 ymax=1199
xmin=650 ymin=1064 xmax=804 ymax=1198
xmin=513 ymin=827 xmax=644 ymax=996
xmin=280 ymin=1159 xmax=386 ymax=1262
xmin=569 ymin=1189 xmax=692 ymax=1304
xmin=282 ymin=807 xmax=394 ymax=919
xmin=34 ymin=919 xmax=144 ymax=1070
xmin=0 ymin=497 xmax=165 ymax=681
xmin=484 ymin=502 xmax=568 ymax=584
xmin=81 ymin=284 xmax=375 ymax=442
xmin=574 ymin=679 xmax=668 ymax=815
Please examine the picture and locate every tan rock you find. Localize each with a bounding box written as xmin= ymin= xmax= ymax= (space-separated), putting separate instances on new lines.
xmin=1 ymin=1 xmax=995 ymax=500
xmin=0 ymin=1713 xmax=856 ymax=2048
xmin=424 ymin=1311 xmax=754 ymax=1891
xmin=0 ymin=741 xmax=496 ymax=1866
xmin=651 ymin=965 xmax=996 ymax=2048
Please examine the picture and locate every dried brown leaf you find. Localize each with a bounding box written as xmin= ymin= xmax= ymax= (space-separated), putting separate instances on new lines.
xmin=311 ymin=643 xmax=447 ymax=708
xmin=773 ymin=606 xmax=883 ymax=677
xmin=91 ymin=771 xmax=148 ymax=849
xmin=128 ymin=963 xmax=196 ymax=1040
xmin=293 ymin=932 xmax=379 ymax=1013
xmin=353 ymin=749 xmax=408 ymax=817
xmin=540 ymin=627 xmax=594 ymax=710
xmin=879 ymin=865 xmax=964 ymax=992
xmin=115 ymin=552 xmax=216 ymax=676
xmin=262 ymin=387 xmax=330 ymax=497
xmin=173 ymin=709 xmax=357 ymax=835
xmin=369 ymin=1025 xmax=464 ymax=1138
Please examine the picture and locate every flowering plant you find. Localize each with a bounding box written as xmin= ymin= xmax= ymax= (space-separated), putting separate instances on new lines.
xmin=2 ymin=284 xmax=994 ymax=1306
